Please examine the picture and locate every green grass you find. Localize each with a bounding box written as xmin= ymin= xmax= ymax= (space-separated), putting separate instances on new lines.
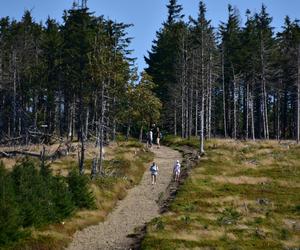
xmin=141 ymin=138 xmax=300 ymax=250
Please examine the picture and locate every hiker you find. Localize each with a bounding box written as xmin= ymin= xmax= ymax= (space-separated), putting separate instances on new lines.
xmin=173 ymin=160 xmax=181 ymax=182
xmin=149 ymin=129 xmax=153 ymax=148
xmin=146 ymin=129 xmax=152 ymax=148
xmin=150 ymin=161 xmax=159 ymax=185
xmin=156 ymin=127 xmax=161 ymax=148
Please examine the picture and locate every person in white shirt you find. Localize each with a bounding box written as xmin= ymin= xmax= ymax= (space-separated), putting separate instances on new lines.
xmin=173 ymin=160 xmax=181 ymax=182
xmin=150 ymin=162 xmax=159 ymax=184
xmin=149 ymin=130 xmax=153 ymax=147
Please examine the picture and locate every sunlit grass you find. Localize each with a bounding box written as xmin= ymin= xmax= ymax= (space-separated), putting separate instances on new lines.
xmin=141 ymin=138 xmax=300 ymax=250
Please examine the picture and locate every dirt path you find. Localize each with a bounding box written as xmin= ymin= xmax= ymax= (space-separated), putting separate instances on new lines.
xmin=67 ymin=145 xmax=182 ymax=250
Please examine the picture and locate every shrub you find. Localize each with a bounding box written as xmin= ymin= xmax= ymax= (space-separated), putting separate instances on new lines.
xmin=217 ymin=207 xmax=240 ymax=226
xmin=67 ymin=169 xmax=96 ymax=209
xmin=0 ymin=162 xmax=22 ymax=246
xmin=11 ymin=160 xmax=75 ymax=227
xmin=11 ymin=161 xmax=49 ymax=227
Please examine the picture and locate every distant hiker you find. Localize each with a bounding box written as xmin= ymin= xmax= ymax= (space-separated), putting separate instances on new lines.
xmin=173 ymin=160 xmax=181 ymax=182
xmin=156 ymin=127 xmax=161 ymax=149
xmin=149 ymin=129 xmax=153 ymax=148
xmin=150 ymin=162 xmax=159 ymax=185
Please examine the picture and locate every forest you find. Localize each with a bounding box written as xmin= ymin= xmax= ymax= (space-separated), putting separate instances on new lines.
xmin=0 ymin=0 xmax=299 ymax=157
xmin=146 ymin=0 xmax=300 ymax=152
xmin=0 ymin=2 xmax=161 ymax=173
xmin=0 ymin=0 xmax=300 ymax=249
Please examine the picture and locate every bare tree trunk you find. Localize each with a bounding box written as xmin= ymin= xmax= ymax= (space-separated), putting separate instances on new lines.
xmin=200 ymin=92 xmax=205 ymax=154
xmin=139 ymin=125 xmax=143 ymax=142
xmin=33 ymin=89 xmax=38 ymax=129
xmin=261 ymin=39 xmax=269 ymax=140
xmin=277 ymin=89 xmax=280 ymax=141
xmin=181 ymin=85 xmax=185 ymax=138
xmin=208 ymin=52 xmax=212 ymax=139
xmin=92 ymin=94 xmax=97 ymax=133
xmin=13 ymin=51 xmax=17 ymax=137
xmin=78 ymin=82 xmax=85 ymax=174
xmin=0 ymin=53 xmax=2 ymax=82
xmin=105 ymin=93 xmax=110 ymax=143
xmin=185 ymin=83 xmax=189 ymax=139
xmin=126 ymin=122 xmax=131 ymax=140
xmin=250 ymin=78 xmax=255 ymax=141
xmin=263 ymin=79 xmax=269 ymax=139
xmin=200 ymin=29 xmax=205 ymax=154
xmin=174 ymin=100 xmax=177 ymax=136
xmin=232 ymin=67 xmax=237 ymax=140
xmin=275 ymin=88 xmax=280 ymax=141
xmin=205 ymin=68 xmax=209 ymax=139
xmin=98 ymin=81 xmax=105 ymax=176
xmin=68 ymin=98 xmax=75 ymax=141
xmin=112 ymin=96 xmax=116 ymax=141
xmin=195 ymin=89 xmax=198 ymax=137
xmin=245 ymin=82 xmax=249 ymax=140
xmin=297 ymin=45 xmax=300 ymax=144
xmin=189 ymin=87 xmax=193 ymax=139
xmin=222 ymin=47 xmax=227 ymax=138
xmin=85 ymin=106 xmax=89 ymax=140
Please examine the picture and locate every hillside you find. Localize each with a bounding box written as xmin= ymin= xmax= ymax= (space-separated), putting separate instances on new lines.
xmin=142 ymin=138 xmax=300 ymax=249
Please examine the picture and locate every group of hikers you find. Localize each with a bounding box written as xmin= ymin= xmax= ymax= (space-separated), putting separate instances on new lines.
xmin=146 ymin=124 xmax=180 ymax=185
xmin=149 ymin=160 xmax=181 ymax=185
xmin=146 ymin=125 xmax=162 ymax=149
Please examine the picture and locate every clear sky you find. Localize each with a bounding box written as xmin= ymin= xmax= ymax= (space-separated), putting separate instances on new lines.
xmin=1 ymin=0 xmax=300 ymax=73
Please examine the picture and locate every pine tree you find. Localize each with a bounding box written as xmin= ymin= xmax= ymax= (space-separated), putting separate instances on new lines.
xmin=219 ymin=5 xmax=242 ymax=139
xmin=255 ymin=5 xmax=274 ymax=139
xmin=61 ymin=6 xmax=94 ymax=173
xmin=0 ymin=162 xmax=21 ymax=246
xmin=145 ymin=0 xmax=186 ymax=133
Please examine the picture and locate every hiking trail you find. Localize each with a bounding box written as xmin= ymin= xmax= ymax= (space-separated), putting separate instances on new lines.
xmin=67 ymin=145 xmax=182 ymax=250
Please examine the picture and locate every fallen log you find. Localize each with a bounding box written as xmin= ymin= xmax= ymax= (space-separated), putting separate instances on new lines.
xmin=0 ymin=150 xmax=42 ymax=158
xmin=0 ymin=143 xmax=76 ymax=162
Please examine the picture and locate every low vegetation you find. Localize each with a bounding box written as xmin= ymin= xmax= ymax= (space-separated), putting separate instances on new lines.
xmin=0 ymin=140 xmax=153 ymax=250
xmin=142 ymin=137 xmax=300 ymax=249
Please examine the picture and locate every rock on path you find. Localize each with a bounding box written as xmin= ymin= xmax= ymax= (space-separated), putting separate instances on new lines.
xmin=67 ymin=145 xmax=182 ymax=250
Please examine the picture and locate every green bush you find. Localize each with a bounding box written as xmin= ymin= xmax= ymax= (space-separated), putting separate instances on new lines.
xmin=40 ymin=164 xmax=75 ymax=221
xmin=0 ymin=163 xmax=23 ymax=246
xmin=217 ymin=207 xmax=241 ymax=226
xmin=0 ymin=160 xmax=101 ymax=248
xmin=67 ymin=169 xmax=96 ymax=209
xmin=11 ymin=161 xmax=49 ymax=227
xmin=11 ymin=161 xmax=75 ymax=227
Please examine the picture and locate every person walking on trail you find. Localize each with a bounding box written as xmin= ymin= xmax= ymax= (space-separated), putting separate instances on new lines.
xmin=149 ymin=129 xmax=153 ymax=148
xmin=173 ymin=160 xmax=181 ymax=182
xmin=156 ymin=127 xmax=161 ymax=149
xmin=150 ymin=162 xmax=159 ymax=185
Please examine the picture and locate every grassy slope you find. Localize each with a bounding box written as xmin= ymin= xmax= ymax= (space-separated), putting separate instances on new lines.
xmin=142 ymin=137 xmax=300 ymax=250
xmin=6 ymin=140 xmax=154 ymax=250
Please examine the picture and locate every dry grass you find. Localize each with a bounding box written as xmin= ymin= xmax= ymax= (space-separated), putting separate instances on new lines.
xmin=212 ymin=175 xmax=270 ymax=185
xmin=141 ymin=138 xmax=300 ymax=250
xmin=8 ymin=140 xmax=153 ymax=250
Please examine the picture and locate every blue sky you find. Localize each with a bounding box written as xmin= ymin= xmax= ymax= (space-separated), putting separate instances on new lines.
xmin=1 ymin=0 xmax=300 ymax=73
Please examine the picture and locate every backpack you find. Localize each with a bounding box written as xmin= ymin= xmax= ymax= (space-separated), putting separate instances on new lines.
xmin=150 ymin=164 xmax=156 ymax=172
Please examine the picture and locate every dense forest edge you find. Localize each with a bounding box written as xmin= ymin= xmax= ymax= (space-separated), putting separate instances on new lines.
xmin=0 ymin=0 xmax=300 ymax=249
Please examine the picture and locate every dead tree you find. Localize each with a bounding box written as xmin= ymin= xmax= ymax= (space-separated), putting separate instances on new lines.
xmin=297 ymin=44 xmax=300 ymax=144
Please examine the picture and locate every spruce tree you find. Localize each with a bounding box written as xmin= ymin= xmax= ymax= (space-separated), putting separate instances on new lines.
xmin=145 ymin=0 xmax=186 ymax=133
xmin=0 ymin=162 xmax=21 ymax=246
